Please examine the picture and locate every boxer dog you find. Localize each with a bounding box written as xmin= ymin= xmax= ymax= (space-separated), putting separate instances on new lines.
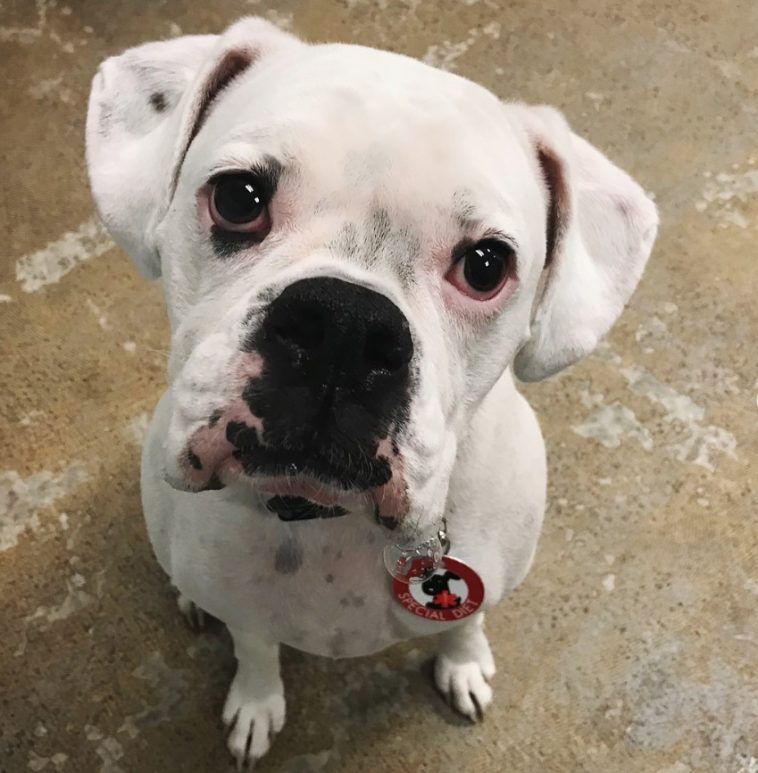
xmin=86 ymin=17 xmax=657 ymax=766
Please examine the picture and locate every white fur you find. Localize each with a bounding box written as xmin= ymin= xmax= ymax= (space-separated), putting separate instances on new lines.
xmin=86 ymin=17 xmax=657 ymax=767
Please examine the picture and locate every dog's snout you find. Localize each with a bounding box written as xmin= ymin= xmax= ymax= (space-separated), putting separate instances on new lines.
xmin=262 ymin=277 xmax=413 ymax=389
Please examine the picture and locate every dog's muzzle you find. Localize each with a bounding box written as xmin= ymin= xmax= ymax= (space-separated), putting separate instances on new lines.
xmin=238 ymin=276 xmax=413 ymax=483
xmin=171 ymin=277 xmax=413 ymax=525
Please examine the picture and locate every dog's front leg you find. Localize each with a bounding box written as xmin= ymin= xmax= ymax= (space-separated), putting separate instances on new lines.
xmin=223 ymin=628 xmax=285 ymax=768
xmin=434 ymin=613 xmax=496 ymax=721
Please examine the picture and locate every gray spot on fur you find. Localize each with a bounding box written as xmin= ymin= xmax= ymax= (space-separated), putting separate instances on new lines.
xmin=327 ymin=209 xmax=419 ymax=288
xmin=452 ymin=189 xmax=478 ymax=227
xmin=329 ymin=221 xmax=360 ymax=257
xmin=364 ymin=208 xmax=393 ymax=262
xmin=325 ymin=573 xmax=335 ymax=584
xmin=149 ymin=91 xmax=167 ymax=112
xmin=275 ymin=535 xmax=303 ymax=574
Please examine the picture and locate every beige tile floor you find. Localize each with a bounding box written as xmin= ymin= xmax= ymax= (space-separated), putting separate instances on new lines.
xmin=1 ymin=1 xmax=756 ymax=771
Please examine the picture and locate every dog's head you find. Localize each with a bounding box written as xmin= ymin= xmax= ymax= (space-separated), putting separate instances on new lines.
xmin=86 ymin=18 xmax=657 ymax=535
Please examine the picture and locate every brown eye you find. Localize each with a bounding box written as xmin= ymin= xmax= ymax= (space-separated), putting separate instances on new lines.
xmin=210 ymin=174 xmax=271 ymax=234
xmin=446 ymin=239 xmax=515 ymax=300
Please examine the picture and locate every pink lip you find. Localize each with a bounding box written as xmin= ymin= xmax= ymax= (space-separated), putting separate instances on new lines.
xmin=250 ymin=473 xmax=359 ymax=507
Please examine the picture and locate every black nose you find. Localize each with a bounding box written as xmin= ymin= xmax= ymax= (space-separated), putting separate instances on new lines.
xmin=261 ymin=277 xmax=413 ymax=391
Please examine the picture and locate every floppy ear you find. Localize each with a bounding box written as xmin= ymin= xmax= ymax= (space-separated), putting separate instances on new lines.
xmin=85 ymin=17 xmax=301 ymax=279
xmin=512 ymin=106 xmax=659 ymax=382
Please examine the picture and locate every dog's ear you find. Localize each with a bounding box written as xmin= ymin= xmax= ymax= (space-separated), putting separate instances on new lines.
xmin=85 ymin=18 xmax=301 ymax=279
xmin=511 ymin=106 xmax=658 ymax=382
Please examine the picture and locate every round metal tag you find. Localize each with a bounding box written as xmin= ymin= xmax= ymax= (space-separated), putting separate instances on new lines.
xmin=392 ymin=555 xmax=484 ymax=622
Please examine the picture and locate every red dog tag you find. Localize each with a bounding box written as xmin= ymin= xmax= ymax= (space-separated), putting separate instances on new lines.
xmin=393 ymin=555 xmax=484 ymax=622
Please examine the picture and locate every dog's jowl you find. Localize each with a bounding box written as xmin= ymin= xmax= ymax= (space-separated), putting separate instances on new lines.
xmin=86 ymin=16 xmax=657 ymax=767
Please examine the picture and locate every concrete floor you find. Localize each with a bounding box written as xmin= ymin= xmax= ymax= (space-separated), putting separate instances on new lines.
xmin=1 ymin=1 xmax=756 ymax=771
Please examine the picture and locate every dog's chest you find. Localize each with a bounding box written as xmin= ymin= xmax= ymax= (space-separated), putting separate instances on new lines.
xmin=171 ymin=508 xmax=444 ymax=657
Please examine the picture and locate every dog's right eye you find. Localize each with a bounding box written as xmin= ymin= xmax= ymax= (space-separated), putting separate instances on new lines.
xmin=209 ymin=174 xmax=271 ymax=236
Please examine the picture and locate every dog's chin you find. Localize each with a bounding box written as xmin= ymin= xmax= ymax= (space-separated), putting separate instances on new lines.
xmin=223 ymin=469 xmax=371 ymax=519
xmin=252 ymin=473 xmax=367 ymax=508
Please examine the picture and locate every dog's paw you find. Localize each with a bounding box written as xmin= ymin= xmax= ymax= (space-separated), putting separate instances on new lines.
xmin=176 ymin=592 xmax=206 ymax=630
xmin=434 ymin=647 xmax=496 ymax=721
xmin=223 ymin=676 xmax=286 ymax=769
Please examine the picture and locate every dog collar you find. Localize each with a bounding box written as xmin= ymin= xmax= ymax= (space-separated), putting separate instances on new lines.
xmin=385 ymin=520 xmax=485 ymax=622
xmin=382 ymin=519 xmax=450 ymax=582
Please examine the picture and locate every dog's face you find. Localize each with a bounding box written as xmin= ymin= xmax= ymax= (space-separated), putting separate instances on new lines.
xmin=86 ymin=19 xmax=657 ymax=535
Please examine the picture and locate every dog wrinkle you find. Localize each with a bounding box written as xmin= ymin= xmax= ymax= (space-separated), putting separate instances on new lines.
xmin=98 ymin=100 xmax=112 ymax=135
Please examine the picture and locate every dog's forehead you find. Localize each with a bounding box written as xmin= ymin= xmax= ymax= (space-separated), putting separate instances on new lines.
xmin=195 ymin=43 xmax=529 ymax=202
xmin=180 ymin=43 xmax=540 ymax=282
xmin=228 ymin=43 xmax=505 ymax=129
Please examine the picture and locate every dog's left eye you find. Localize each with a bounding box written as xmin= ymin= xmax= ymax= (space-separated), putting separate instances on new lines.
xmin=446 ymin=239 xmax=515 ymax=300
xmin=209 ymin=174 xmax=271 ymax=234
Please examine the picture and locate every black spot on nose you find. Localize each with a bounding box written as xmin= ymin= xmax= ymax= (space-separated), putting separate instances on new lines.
xmin=259 ymin=277 xmax=413 ymax=393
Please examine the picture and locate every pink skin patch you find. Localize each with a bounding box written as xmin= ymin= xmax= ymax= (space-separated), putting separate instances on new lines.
xmin=179 ymin=352 xmax=265 ymax=489
xmin=181 ymin=398 xmax=262 ymax=488
xmin=368 ymin=437 xmax=408 ymax=528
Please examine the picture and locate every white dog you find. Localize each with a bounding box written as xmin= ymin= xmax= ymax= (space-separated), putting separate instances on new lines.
xmin=86 ymin=17 xmax=657 ymax=767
